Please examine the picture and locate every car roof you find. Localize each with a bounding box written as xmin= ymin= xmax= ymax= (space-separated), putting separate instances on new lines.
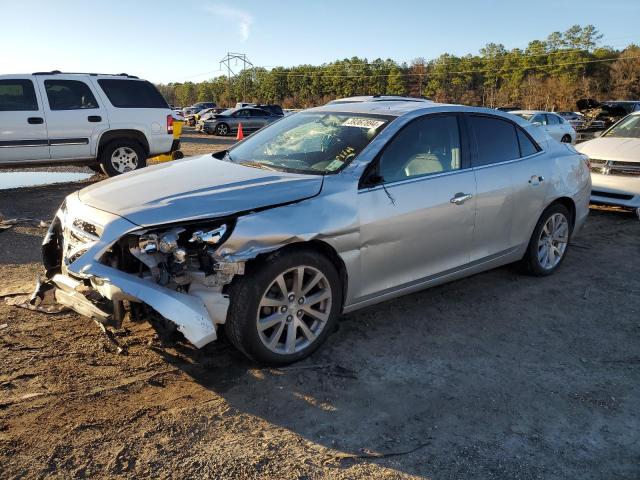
xmin=308 ymin=101 xmax=535 ymax=125
xmin=327 ymin=95 xmax=432 ymax=105
xmin=0 ymin=72 xmax=142 ymax=80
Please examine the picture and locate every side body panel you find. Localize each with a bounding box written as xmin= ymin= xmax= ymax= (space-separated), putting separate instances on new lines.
xmin=35 ymin=75 xmax=109 ymax=160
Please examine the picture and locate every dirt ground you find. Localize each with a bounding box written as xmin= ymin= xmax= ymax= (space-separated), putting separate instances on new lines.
xmin=1 ymin=132 xmax=639 ymax=479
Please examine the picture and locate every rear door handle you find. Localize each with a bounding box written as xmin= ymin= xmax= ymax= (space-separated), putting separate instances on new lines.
xmin=450 ymin=192 xmax=473 ymax=205
xmin=88 ymin=115 xmax=102 ymax=122
xmin=529 ymin=175 xmax=544 ymax=185
xmin=28 ymin=117 xmax=44 ymax=124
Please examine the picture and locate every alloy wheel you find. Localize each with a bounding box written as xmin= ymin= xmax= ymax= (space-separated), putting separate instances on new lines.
xmin=537 ymin=213 xmax=569 ymax=269
xmin=256 ymin=266 xmax=332 ymax=355
xmin=110 ymin=147 xmax=139 ymax=173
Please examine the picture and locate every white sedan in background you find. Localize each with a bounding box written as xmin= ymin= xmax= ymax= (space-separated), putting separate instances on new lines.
xmin=576 ymin=112 xmax=640 ymax=210
xmin=512 ymin=110 xmax=577 ymax=144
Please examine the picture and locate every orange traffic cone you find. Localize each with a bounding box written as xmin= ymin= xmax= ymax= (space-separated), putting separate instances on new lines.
xmin=236 ymin=122 xmax=244 ymax=141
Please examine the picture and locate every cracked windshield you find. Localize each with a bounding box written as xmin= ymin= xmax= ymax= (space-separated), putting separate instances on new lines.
xmin=227 ymin=112 xmax=389 ymax=174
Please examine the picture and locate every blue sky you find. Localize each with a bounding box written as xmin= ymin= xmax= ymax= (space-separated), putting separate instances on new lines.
xmin=4 ymin=0 xmax=639 ymax=83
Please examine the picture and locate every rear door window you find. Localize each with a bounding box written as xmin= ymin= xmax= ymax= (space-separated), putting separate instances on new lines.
xmin=44 ymin=80 xmax=98 ymax=110
xmin=97 ymin=79 xmax=168 ymax=108
xmin=546 ymin=114 xmax=560 ymax=125
xmin=0 ymin=79 xmax=38 ymax=111
xmin=469 ymin=115 xmax=521 ymax=166
xmin=531 ymin=114 xmax=547 ymax=125
xmin=516 ymin=128 xmax=540 ymax=157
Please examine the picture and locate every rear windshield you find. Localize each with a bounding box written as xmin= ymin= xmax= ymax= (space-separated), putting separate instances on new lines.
xmin=512 ymin=113 xmax=534 ymax=121
xmin=97 ymin=79 xmax=168 ymax=108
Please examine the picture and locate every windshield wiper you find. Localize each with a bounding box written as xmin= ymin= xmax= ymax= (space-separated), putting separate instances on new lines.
xmin=239 ymin=161 xmax=280 ymax=172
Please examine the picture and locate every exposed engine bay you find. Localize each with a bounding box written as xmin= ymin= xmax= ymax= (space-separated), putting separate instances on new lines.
xmin=37 ymin=194 xmax=250 ymax=349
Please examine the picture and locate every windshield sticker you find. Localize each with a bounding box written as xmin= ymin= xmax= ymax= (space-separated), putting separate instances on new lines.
xmin=342 ymin=118 xmax=386 ymax=129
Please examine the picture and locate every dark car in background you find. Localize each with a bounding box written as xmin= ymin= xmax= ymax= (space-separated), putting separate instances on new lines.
xmin=203 ymin=107 xmax=283 ymax=136
xmin=183 ymin=101 xmax=217 ymax=116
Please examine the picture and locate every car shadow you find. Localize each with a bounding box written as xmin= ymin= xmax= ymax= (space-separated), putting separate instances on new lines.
xmin=143 ymin=214 xmax=640 ymax=479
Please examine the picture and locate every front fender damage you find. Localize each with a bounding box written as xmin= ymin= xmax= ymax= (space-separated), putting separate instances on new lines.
xmin=37 ymin=183 xmax=356 ymax=350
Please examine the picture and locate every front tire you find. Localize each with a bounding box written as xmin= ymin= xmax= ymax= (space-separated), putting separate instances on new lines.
xmin=99 ymin=139 xmax=146 ymax=176
xmin=522 ymin=203 xmax=572 ymax=276
xmin=225 ymin=248 xmax=342 ymax=365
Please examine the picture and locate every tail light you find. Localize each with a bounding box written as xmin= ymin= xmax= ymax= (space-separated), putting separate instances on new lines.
xmin=167 ymin=115 xmax=174 ymax=134
xmin=583 ymin=155 xmax=590 ymax=169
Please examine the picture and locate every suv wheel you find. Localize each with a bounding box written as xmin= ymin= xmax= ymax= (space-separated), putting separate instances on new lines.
xmin=99 ymin=139 xmax=146 ymax=176
xmin=522 ymin=203 xmax=572 ymax=276
xmin=225 ymin=248 xmax=342 ymax=365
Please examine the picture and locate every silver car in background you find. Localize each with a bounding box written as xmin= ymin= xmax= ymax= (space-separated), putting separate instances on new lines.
xmin=511 ymin=110 xmax=577 ymax=144
xmin=38 ymin=100 xmax=591 ymax=364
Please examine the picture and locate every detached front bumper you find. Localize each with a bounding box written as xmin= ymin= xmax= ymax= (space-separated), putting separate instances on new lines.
xmin=41 ymin=193 xmax=227 ymax=348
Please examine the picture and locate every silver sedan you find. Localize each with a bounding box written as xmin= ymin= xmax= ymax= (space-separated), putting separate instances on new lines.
xmin=38 ymin=100 xmax=591 ymax=364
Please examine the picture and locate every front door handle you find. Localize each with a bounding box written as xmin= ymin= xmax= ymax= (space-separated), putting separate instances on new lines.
xmin=28 ymin=117 xmax=44 ymax=124
xmin=450 ymin=192 xmax=473 ymax=205
xmin=88 ymin=115 xmax=102 ymax=122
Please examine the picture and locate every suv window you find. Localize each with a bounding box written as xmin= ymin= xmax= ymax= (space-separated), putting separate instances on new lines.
xmin=469 ymin=115 xmax=520 ymax=166
xmin=234 ymin=109 xmax=251 ymax=118
xmin=0 ymin=79 xmax=38 ymax=111
xmin=250 ymin=109 xmax=269 ymax=117
xmin=379 ymin=115 xmax=462 ymax=183
xmin=44 ymin=80 xmax=98 ymax=110
xmin=546 ymin=114 xmax=560 ymax=125
xmin=97 ymin=79 xmax=168 ymax=108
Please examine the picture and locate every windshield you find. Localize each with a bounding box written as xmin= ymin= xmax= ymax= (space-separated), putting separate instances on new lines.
xmin=513 ymin=113 xmax=534 ymax=121
xmin=604 ymin=114 xmax=640 ymax=138
xmin=226 ymin=112 xmax=390 ymax=174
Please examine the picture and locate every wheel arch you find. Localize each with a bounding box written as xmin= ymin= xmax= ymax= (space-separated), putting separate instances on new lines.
xmin=548 ymin=196 xmax=576 ymax=227
xmin=246 ymin=240 xmax=349 ymax=313
xmin=97 ymin=129 xmax=150 ymax=159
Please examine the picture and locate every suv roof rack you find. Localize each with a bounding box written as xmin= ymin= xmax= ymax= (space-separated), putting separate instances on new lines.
xmin=32 ymin=70 xmax=139 ymax=79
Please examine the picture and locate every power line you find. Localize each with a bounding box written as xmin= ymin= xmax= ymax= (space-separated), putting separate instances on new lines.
xmin=243 ymin=55 xmax=640 ymax=78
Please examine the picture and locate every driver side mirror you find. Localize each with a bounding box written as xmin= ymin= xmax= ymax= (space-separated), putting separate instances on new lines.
xmin=532 ymin=121 xmax=542 ymax=126
xmin=361 ymin=173 xmax=385 ymax=189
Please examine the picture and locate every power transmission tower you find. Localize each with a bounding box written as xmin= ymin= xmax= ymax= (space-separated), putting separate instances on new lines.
xmin=220 ymin=52 xmax=254 ymax=104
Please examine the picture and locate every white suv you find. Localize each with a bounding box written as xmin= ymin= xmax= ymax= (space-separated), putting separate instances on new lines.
xmin=0 ymin=72 xmax=176 ymax=176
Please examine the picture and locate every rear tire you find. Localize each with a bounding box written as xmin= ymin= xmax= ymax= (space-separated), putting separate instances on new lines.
xmin=521 ymin=203 xmax=573 ymax=276
xmin=99 ymin=139 xmax=146 ymax=177
xmin=225 ymin=248 xmax=342 ymax=365
xmin=215 ymin=123 xmax=230 ymax=136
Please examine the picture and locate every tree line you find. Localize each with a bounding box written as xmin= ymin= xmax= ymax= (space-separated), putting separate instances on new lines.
xmin=157 ymin=25 xmax=640 ymax=111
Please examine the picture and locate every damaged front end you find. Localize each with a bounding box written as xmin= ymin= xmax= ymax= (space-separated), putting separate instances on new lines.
xmin=38 ymin=193 xmax=245 ymax=348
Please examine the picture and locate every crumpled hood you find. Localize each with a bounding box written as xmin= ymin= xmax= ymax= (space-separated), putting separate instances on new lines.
xmin=78 ymin=154 xmax=323 ymax=227
xmin=575 ymin=137 xmax=640 ymax=162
